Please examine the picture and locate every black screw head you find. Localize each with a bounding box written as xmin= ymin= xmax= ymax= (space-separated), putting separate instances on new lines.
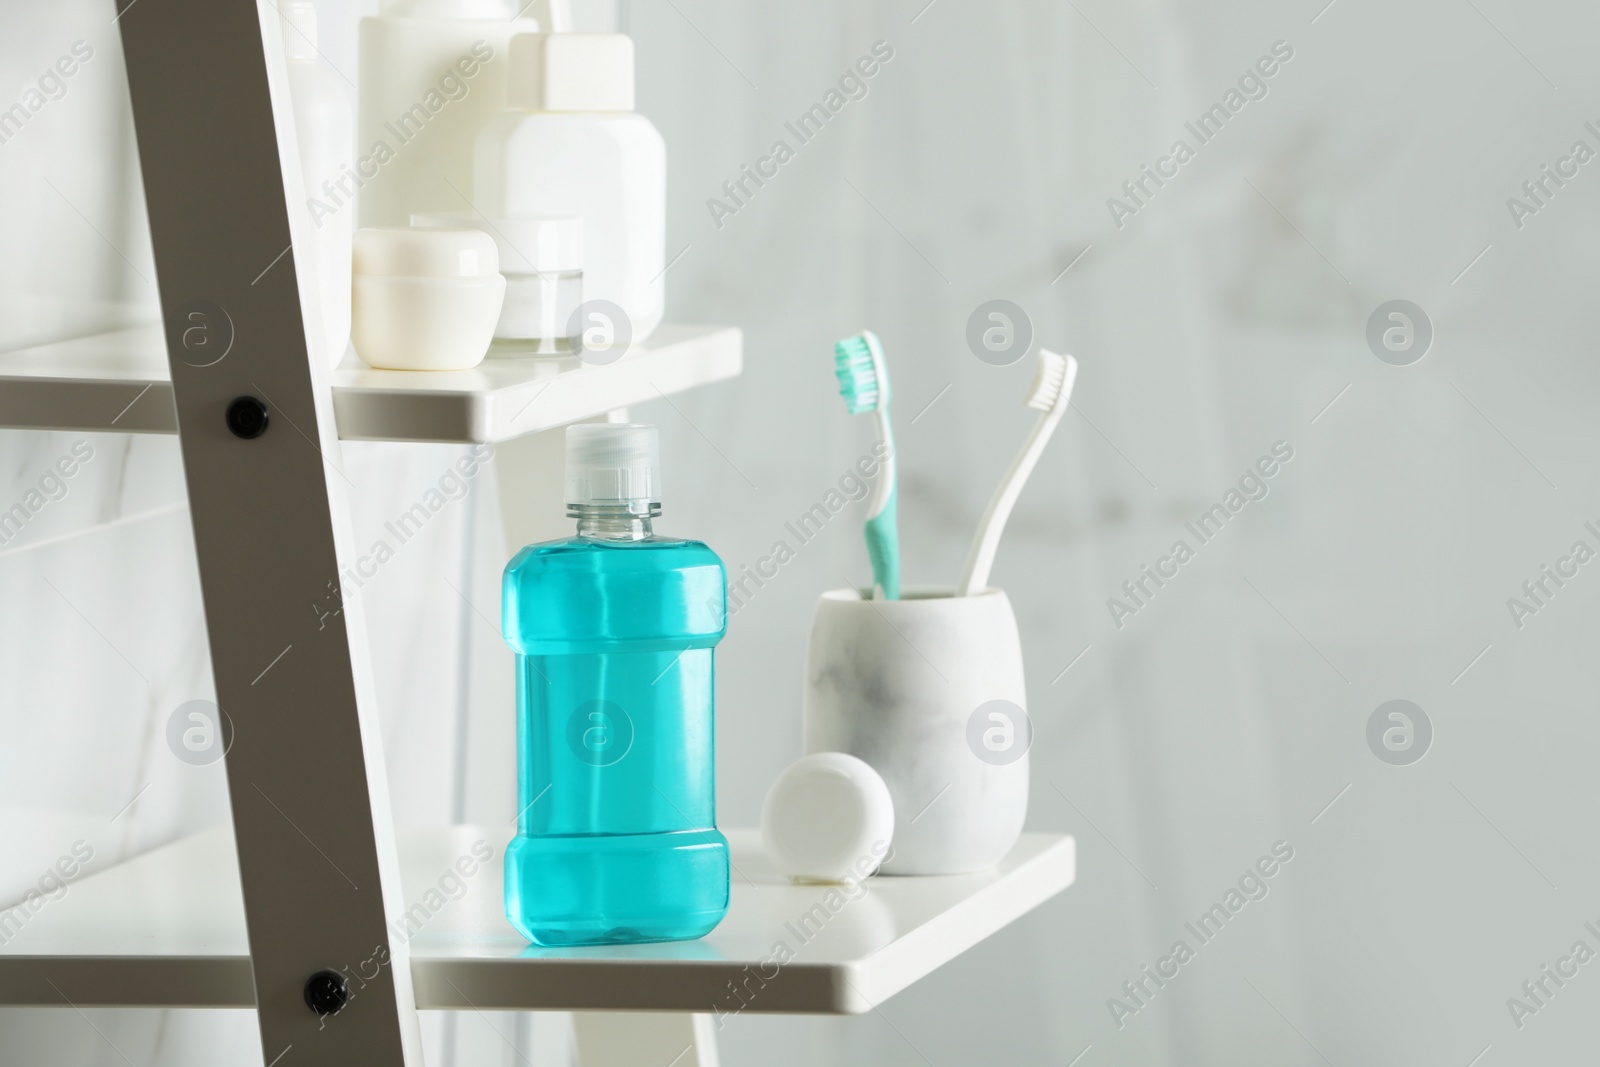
xmin=303 ymin=970 xmax=349 ymax=1016
xmin=225 ymin=396 xmax=269 ymax=439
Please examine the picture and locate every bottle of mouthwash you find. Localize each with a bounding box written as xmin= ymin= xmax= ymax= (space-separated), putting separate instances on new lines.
xmin=502 ymin=423 xmax=730 ymax=946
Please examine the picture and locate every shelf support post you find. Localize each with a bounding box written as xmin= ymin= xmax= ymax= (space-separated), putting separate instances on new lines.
xmin=573 ymin=1012 xmax=720 ymax=1067
xmin=116 ymin=1 xmax=422 ymax=1063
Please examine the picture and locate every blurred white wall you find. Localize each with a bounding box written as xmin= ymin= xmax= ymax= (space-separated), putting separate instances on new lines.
xmin=4 ymin=0 xmax=1600 ymax=1065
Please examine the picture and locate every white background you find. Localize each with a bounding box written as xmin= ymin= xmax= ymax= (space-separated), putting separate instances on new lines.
xmin=3 ymin=0 xmax=1598 ymax=1064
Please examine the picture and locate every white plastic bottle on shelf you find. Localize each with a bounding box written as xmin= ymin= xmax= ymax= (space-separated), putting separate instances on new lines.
xmin=475 ymin=33 xmax=666 ymax=344
xmin=357 ymin=0 xmax=567 ymax=228
xmin=283 ymin=0 xmax=353 ymax=368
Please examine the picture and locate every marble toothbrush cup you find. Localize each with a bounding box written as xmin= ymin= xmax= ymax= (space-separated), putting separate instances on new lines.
xmin=803 ymin=587 xmax=1030 ymax=875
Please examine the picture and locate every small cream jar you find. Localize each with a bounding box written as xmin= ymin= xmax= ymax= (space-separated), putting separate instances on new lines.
xmin=352 ymin=227 xmax=506 ymax=371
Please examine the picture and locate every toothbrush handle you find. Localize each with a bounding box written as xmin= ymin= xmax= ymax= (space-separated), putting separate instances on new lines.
xmin=865 ymin=490 xmax=900 ymax=600
xmin=958 ymin=407 xmax=1064 ymax=596
xmin=863 ymin=410 xmax=900 ymax=600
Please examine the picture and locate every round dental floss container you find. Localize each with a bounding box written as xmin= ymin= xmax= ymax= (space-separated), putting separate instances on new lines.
xmin=761 ymin=752 xmax=895 ymax=884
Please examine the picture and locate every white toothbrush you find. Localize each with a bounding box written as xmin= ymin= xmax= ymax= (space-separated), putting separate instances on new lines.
xmin=957 ymin=349 xmax=1078 ymax=597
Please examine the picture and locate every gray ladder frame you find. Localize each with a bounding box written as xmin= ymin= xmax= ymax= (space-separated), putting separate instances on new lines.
xmin=112 ymin=4 xmax=723 ymax=1064
xmin=117 ymin=1 xmax=423 ymax=1062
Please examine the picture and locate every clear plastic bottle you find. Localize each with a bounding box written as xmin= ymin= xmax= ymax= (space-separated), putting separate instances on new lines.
xmin=502 ymin=424 xmax=729 ymax=946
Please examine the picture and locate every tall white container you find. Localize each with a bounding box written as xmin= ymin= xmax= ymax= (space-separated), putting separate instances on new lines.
xmin=475 ymin=33 xmax=666 ymax=344
xmin=357 ymin=0 xmax=547 ymax=228
xmin=283 ymin=1 xmax=353 ymax=368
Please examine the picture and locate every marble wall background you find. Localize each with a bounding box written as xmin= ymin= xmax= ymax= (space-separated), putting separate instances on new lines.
xmin=5 ymin=0 xmax=1600 ymax=1065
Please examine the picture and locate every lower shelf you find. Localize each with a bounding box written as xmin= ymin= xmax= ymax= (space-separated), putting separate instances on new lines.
xmin=0 ymin=825 xmax=1074 ymax=1014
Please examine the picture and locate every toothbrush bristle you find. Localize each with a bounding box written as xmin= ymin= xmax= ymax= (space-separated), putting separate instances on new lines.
xmin=834 ymin=335 xmax=882 ymax=414
xmin=1027 ymin=350 xmax=1073 ymax=412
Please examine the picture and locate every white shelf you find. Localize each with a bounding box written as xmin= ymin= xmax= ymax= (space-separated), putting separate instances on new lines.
xmin=0 ymin=324 xmax=742 ymax=444
xmin=0 ymin=825 xmax=1074 ymax=1013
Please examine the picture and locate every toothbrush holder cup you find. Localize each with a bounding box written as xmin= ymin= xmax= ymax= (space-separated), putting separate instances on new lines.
xmin=803 ymin=587 xmax=1029 ymax=875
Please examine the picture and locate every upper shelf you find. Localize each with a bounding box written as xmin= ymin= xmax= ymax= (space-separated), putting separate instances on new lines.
xmin=0 ymin=825 xmax=1074 ymax=1014
xmin=0 ymin=324 xmax=742 ymax=444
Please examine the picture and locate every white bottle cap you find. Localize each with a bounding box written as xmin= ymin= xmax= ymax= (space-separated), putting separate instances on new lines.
xmin=565 ymin=423 xmax=660 ymax=508
xmin=508 ymin=33 xmax=635 ymax=112
xmin=411 ymin=213 xmax=583 ymax=274
xmin=761 ymin=753 xmax=895 ymax=884
xmin=281 ymin=0 xmax=318 ymax=61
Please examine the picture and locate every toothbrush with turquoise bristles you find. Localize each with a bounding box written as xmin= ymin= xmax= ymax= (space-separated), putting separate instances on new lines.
xmin=834 ymin=331 xmax=899 ymax=600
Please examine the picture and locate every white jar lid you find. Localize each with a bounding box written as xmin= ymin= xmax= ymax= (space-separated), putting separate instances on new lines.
xmin=761 ymin=753 xmax=895 ymax=884
xmin=411 ymin=213 xmax=583 ymax=275
xmin=354 ymin=227 xmax=500 ymax=279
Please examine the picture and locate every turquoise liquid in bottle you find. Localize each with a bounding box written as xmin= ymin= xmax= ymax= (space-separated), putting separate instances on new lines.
xmin=502 ymin=424 xmax=729 ymax=946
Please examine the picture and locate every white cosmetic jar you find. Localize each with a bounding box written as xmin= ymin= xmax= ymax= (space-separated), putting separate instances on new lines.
xmin=352 ymin=227 xmax=506 ymax=371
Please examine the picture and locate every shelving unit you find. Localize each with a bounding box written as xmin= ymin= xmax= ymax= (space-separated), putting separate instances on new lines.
xmin=0 ymin=1 xmax=1077 ymax=1064
xmin=0 ymin=827 xmax=1075 ymax=1014
xmin=0 ymin=323 xmax=742 ymax=443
